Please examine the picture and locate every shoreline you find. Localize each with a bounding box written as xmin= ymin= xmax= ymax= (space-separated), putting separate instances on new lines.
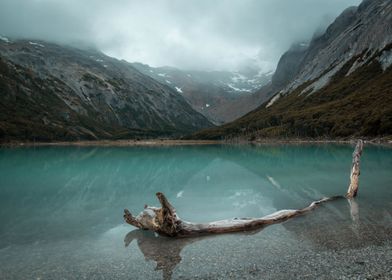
xmin=0 ymin=139 xmax=223 ymax=147
xmin=1 ymin=138 xmax=391 ymax=147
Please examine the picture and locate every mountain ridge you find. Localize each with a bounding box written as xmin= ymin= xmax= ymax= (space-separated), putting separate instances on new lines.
xmin=0 ymin=39 xmax=213 ymax=141
xmin=131 ymin=62 xmax=272 ymax=124
xmin=190 ymin=0 xmax=392 ymax=140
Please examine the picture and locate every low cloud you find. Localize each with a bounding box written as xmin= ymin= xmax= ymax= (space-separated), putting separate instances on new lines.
xmin=0 ymin=0 xmax=361 ymax=72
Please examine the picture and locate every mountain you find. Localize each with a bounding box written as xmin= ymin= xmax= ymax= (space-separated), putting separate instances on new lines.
xmin=132 ymin=63 xmax=272 ymax=124
xmin=0 ymin=39 xmax=213 ymax=141
xmin=191 ymin=0 xmax=392 ymax=140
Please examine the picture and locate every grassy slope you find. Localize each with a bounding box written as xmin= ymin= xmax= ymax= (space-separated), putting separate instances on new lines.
xmin=190 ymin=49 xmax=392 ymax=140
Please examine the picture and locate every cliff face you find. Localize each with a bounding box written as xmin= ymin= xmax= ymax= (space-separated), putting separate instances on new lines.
xmin=271 ymin=43 xmax=308 ymax=90
xmin=0 ymin=40 xmax=212 ymax=141
xmin=191 ymin=0 xmax=392 ymax=140
xmin=282 ymin=0 xmax=392 ymax=94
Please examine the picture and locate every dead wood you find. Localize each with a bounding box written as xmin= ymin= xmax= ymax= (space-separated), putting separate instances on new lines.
xmin=346 ymin=140 xmax=364 ymax=198
xmin=124 ymin=140 xmax=363 ymax=237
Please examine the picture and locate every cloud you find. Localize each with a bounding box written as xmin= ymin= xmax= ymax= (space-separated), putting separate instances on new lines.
xmin=0 ymin=0 xmax=361 ymax=71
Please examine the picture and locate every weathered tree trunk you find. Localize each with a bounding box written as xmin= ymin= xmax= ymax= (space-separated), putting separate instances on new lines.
xmin=124 ymin=195 xmax=343 ymax=237
xmin=346 ymin=139 xmax=364 ymax=198
xmin=124 ymin=140 xmax=364 ymax=237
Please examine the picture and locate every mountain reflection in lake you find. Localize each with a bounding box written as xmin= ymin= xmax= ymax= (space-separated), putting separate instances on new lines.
xmin=0 ymin=144 xmax=391 ymax=279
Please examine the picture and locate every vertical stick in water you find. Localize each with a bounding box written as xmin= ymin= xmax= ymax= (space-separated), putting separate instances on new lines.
xmin=346 ymin=140 xmax=364 ymax=198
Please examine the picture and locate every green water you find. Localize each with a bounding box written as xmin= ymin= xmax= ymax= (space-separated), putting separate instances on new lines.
xmin=0 ymin=144 xmax=391 ymax=279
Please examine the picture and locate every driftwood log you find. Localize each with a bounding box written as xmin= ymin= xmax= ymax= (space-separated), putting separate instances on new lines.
xmin=346 ymin=139 xmax=363 ymax=198
xmin=124 ymin=140 xmax=364 ymax=237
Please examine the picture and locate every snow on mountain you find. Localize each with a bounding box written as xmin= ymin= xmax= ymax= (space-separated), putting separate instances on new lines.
xmin=0 ymin=36 xmax=10 ymax=43
xmin=131 ymin=62 xmax=273 ymax=124
xmin=227 ymin=84 xmax=252 ymax=92
xmin=29 ymin=41 xmax=45 ymax=48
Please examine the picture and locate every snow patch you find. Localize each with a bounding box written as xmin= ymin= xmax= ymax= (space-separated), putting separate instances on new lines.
xmin=187 ymin=74 xmax=192 ymax=77
xmin=96 ymin=59 xmax=104 ymax=63
xmin=158 ymin=73 xmax=166 ymax=77
xmin=205 ymin=103 xmax=210 ymax=108
xmin=247 ymin=78 xmax=258 ymax=84
xmin=231 ymin=73 xmax=247 ymax=83
xmin=266 ymin=93 xmax=280 ymax=108
xmin=227 ymin=84 xmax=252 ymax=92
xmin=175 ymin=86 xmax=183 ymax=93
xmin=149 ymin=70 xmax=154 ymax=73
xmin=378 ymin=49 xmax=392 ymax=71
xmin=29 ymin=41 xmax=45 ymax=48
xmin=0 ymin=36 xmax=10 ymax=43
xmin=165 ymin=80 xmax=171 ymax=84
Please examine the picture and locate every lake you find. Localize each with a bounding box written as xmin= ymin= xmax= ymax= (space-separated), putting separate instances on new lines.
xmin=0 ymin=144 xmax=391 ymax=279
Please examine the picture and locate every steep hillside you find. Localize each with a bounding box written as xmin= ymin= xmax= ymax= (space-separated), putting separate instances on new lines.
xmin=0 ymin=39 xmax=212 ymax=141
xmin=191 ymin=0 xmax=392 ymax=140
xmin=132 ymin=63 xmax=272 ymax=124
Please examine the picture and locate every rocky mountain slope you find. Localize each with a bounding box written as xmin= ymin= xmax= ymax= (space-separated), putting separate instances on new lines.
xmin=0 ymin=39 xmax=212 ymax=141
xmin=132 ymin=63 xmax=272 ymax=124
xmin=191 ymin=0 xmax=392 ymax=140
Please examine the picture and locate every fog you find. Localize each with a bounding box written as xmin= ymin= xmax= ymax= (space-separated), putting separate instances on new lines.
xmin=0 ymin=0 xmax=361 ymax=72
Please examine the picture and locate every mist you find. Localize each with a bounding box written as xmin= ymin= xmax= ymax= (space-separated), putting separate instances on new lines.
xmin=0 ymin=0 xmax=361 ymax=72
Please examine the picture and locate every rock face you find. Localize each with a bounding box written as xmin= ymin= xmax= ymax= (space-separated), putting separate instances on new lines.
xmin=132 ymin=63 xmax=272 ymax=124
xmin=282 ymin=0 xmax=392 ymax=94
xmin=191 ymin=0 xmax=392 ymax=140
xmin=271 ymin=43 xmax=308 ymax=90
xmin=0 ymin=40 xmax=212 ymax=141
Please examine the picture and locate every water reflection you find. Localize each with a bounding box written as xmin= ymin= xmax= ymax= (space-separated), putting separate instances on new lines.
xmin=0 ymin=144 xmax=391 ymax=279
xmin=348 ymin=199 xmax=359 ymax=223
xmin=125 ymin=196 xmax=392 ymax=280
xmin=124 ymin=226 xmax=266 ymax=280
xmin=125 ymin=230 xmax=193 ymax=280
xmin=280 ymin=198 xmax=392 ymax=250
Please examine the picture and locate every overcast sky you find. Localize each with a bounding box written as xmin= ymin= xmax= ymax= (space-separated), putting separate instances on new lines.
xmin=0 ymin=0 xmax=361 ymax=72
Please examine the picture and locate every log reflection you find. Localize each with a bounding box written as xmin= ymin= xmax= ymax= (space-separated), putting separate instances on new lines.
xmin=124 ymin=229 xmax=199 ymax=280
xmin=124 ymin=227 xmax=265 ymax=280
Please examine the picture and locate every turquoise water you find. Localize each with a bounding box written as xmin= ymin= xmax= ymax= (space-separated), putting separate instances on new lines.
xmin=0 ymin=144 xmax=391 ymax=279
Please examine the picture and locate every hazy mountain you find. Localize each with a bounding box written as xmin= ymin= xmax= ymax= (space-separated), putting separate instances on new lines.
xmin=132 ymin=63 xmax=272 ymax=124
xmin=191 ymin=0 xmax=392 ymax=140
xmin=0 ymin=39 xmax=213 ymax=141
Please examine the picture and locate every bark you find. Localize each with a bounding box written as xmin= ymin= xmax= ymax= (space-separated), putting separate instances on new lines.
xmin=124 ymin=140 xmax=363 ymax=237
xmin=346 ymin=139 xmax=364 ymax=198
xmin=125 ymin=195 xmax=342 ymax=237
